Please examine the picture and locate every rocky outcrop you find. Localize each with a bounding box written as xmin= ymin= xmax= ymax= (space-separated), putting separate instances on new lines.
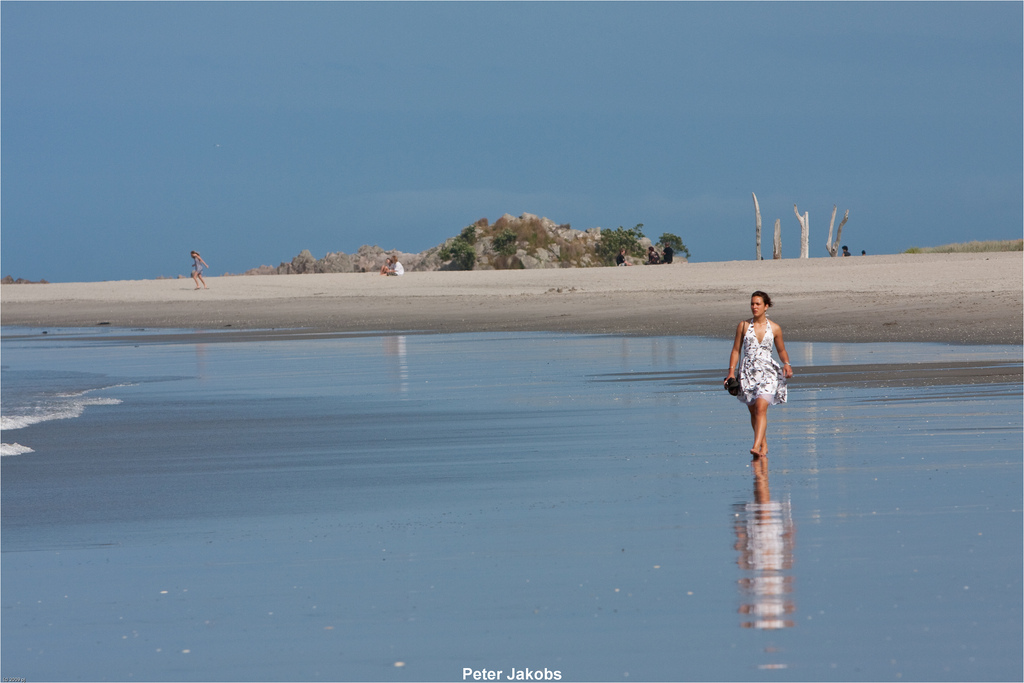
xmin=242 ymin=212 xmax=671 ymax=275
xmin=247 ymin=244 xmax=445 ymax=275
xmin=470 ymin=213 xmax=604 ymax=270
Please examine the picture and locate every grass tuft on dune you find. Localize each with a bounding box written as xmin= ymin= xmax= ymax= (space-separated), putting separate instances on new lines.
xmin=904 ymin=239 xmax=1022 ymax=254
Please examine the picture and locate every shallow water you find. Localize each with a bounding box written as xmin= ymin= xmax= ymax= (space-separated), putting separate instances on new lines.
xmin=2 ymin=329 xmax=1021 ymax=681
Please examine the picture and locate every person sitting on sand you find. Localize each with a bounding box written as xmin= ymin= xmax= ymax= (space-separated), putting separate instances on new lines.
xmin=379 ymin=257 xmax=393 ymax=276
xmin=388 ymin=258 xmax=404 ymax=276
xmin=842 ymin=245 xmax=851 ymax=257
xmin=724 ymin=291 xmax=793 ymax=459
xmin=616 ymin=248 xmax=631 ymax=266
xmin=662 ymin=245 xmax=674 ymax=264
xmin=647 ymin=246 xmax=661 ymax=265
xmin=190 ymin=251 xmax=208 ymax=290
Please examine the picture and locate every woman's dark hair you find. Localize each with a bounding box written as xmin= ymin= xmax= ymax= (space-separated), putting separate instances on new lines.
xmin=751 ymin=290 xmax=772 ymax=307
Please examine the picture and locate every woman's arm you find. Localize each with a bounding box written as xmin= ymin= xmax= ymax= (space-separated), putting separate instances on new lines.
xmin=725 ymin=321 xmax=745 ymax=385
xmin=773 ymin=322 xmax=794 ymax=378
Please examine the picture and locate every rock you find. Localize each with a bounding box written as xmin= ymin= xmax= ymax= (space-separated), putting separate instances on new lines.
xmin=519 ymin=254 xmax=542 ymax=269
xmin=1 ymin=275 xmax=49 ymax=284
xmin=243 ymin=265 xmax=279 ymax=276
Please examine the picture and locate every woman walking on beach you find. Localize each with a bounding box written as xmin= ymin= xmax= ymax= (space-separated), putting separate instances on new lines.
xmin=725 ymin=291 xmax=793 ymax=458
xmin=190 ymin=250 xmax=208 ymax=289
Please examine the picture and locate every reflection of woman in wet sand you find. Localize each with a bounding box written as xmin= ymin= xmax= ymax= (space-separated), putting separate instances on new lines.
xmin=725 ymin=291 xmax=793 ymax=458
xmin=734 ymin=457 xmax=796 ymax=630
xmin=190 ymin=251 xmax=208 ymax=290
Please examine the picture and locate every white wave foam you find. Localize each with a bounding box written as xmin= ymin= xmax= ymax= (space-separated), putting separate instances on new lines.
xmin=1 ymin=397 xmax=123 ymax=431
xmin=1 ymin=442 xmax=35 ymax=456
xmin=54 ymin=382 xmax=134 ymax=398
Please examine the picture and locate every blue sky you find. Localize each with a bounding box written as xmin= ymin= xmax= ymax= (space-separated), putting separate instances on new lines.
xmin=2 ymin=2 xmax=1021 ymax=282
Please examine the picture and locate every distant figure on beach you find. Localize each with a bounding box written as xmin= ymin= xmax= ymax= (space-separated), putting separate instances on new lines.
xmin=647 ymin=246 xmax=661 ymax=265
xmin=842 ymin=245 xmax=851 ymax=257
xmin=388 ymin=258 xmax=404 ymax=276
xmin=861 ymin=250 xmax=866 ymax=256
xmin=190 ymin=251 xmax=208 ymax=289
xmin=725 ymin=291 xmax=793 ymax=459
xmin=616 ymin=248 xmax=631 ymax=266
xmin=379 ymin=257 xmax=393 ymax=275
xmin=662 ymin=245 xmax=674 ymax=264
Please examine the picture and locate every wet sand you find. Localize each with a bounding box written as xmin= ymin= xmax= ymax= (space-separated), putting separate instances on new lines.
xmin=2 ymin=332 xmax=1021 ymax=681
xmin=3 ymin=252 xmax=1021 ymax=345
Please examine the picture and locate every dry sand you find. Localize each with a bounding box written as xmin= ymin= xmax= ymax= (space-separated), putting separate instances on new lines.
xmin=2 ymin=252 xmax=1021 ymax=345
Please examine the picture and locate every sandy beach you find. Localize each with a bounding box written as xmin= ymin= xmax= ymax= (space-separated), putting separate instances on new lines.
xmin=4 ymin=259 xmax=1022 ymax=681
xmin=2 ymin=252 xmax=1022 ymax=344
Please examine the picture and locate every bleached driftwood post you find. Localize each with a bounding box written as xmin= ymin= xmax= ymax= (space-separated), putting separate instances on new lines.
xmin=825 ymin=205 xmax=838 ymax=256
xmin=825 ymin=205 xmax=850 ymax=256
xmin=773 ymin=219 xmax=781 ymax=259
xmin=752 ymin=192 xmax=762 ymax=260
xmin=793 ymin=204 xmax=809 ymax=258
xmin=836 ymin=209 xmax=849 ymax=254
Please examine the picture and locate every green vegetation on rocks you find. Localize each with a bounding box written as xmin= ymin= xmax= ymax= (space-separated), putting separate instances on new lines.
xmin=657 ymin=232 xmax=690 ymax=259
xmin=439 ymin=225 xmax=479 ymax=270
xmin=596 ymin=224 xmax=647 ymax=266
xmin=492 ymin=228 xmax=518 ymax=256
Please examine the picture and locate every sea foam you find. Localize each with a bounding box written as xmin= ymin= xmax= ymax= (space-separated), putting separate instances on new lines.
xmin=0 ymin=396 xmax=123 ymax=431
xmin=0 ymin=443 xmax=35 ymax=456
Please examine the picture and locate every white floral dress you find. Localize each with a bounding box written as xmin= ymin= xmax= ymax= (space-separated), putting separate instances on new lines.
xmin=737 ymin=318 xmax=787 ymax=406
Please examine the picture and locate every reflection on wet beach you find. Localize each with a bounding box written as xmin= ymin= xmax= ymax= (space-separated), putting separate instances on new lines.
xmin=734 ymin=457 xmax=796 ymax=631
xmin=382 ymin=334 xmax=409 ymax=395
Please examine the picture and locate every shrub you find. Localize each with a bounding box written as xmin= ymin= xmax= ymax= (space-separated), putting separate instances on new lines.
xmin=658 ymin=232 xmax=690 ymax=259
xmin=437 ymin=224 xmax=481 ymax=270
xmin=596 ymin=224 xmax=646 ymax=265
xmin=492 ymin=228 xmax=518 ymax=256
xmin=439 ymin=236 xmax=477 ymax=270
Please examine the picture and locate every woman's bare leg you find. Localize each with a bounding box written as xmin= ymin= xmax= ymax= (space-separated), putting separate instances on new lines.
xmin=749 ymin=398 xmax=769 ymax=457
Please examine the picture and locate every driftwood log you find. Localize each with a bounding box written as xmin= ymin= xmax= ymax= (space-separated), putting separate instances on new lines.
xmin=773 ymin=219 xmax=782 ymax=259
xmin=793 ymin=204 xmax=809 ymax=258
xmin=752 ymin=193 xmax=763 ymax=260
xmin=825 ymin=206 xmax=850 ymax=256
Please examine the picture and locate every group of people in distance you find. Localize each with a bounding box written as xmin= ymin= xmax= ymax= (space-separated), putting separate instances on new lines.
xmin=616 ymin=244 xmax=675 ymax=266
xmin=646 ymin=245 xmax=675 ymax=264
xmin=379 ymin=256 xmax=404 ymax=276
